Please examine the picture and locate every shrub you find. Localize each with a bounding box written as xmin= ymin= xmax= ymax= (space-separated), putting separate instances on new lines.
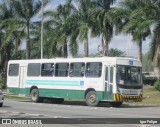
xmin=154 ymin=80 xmax=160 ymax=92
xmin=0 ymin=79 xmax=5 ymax=89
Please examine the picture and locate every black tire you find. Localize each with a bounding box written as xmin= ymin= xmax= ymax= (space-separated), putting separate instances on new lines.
xmin=0 ymin=103 xmax=3 ymax=107
xmin=110 ymin=102 xmax=123 ymax=107
xmin=30 ymin=88 xmax=44 ymax=103
xmin=51 ymin=98 xmax=64 ymax=104
xmin=85 ymin=91 xmax=99 ymax=107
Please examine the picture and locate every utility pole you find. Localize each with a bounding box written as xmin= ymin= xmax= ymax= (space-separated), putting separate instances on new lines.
xmin=41 ymin=0 xmax=44 ymax=59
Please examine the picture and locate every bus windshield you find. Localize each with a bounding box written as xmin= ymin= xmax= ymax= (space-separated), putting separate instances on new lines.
xmin=116 ymin=65 xmax=142 ymax=86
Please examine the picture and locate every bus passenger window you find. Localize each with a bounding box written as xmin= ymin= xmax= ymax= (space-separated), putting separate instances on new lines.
xmin=27 ymin=63 xmax=41 ymax=77
xmin=85 ymin=62 xmax=102 ymax=78
xmin=69 ymin=62 xmax=85 ymax=77
xmin=8 ymin=64 xmax=19 ymax=76
xmin=41 ymin=63 xmax=54 ymax=77
xmin=55 ymin=63 xmax=69 ymax=77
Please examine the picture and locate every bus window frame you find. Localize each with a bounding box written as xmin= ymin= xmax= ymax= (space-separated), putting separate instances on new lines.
xmin=27 ymin=63 xmax=41 ymax=77
xmin=55 ymin=62 xmax=69 ymax=77
xmin=8 ymin=64 xmax=19 ymax=76
xmin=41 ymin=63 xmax=55 ymax=77
xmin=69 ymin=62 xmax=85 ymax=77
xmin=85 ymin=62 xmax=102 ymax=78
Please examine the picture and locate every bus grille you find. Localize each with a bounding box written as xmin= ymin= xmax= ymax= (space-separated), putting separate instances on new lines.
xmin=114 ymin=94 xmax=142 ymax=102
xmin=122 ymin=95 xmax=142 ymax=102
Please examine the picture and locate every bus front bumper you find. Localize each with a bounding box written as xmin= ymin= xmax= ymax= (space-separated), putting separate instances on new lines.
xmin=114 ymin=93 xmax=143 ymax=102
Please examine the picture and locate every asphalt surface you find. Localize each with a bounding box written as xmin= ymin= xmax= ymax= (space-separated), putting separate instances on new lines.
xmin=0 ymin=100 xmax=160 ymax=127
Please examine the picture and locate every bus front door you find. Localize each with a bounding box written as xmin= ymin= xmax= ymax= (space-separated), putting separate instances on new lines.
xmin=104 ymin=66 xmax=114 ymax=100
xmin=19 ymin=66 xmax=27 ymax=95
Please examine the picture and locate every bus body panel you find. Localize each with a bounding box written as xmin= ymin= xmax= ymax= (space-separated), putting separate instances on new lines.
xmin=7 ymin=57 xmax=142 ymax=103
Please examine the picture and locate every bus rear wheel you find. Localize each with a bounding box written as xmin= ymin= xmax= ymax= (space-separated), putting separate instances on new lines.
xmin=85 ymin=91 xmax=99 ymax=107
xmin=30 ymin=88 xmax=44 ymax=103
xmin=110 ymin=102 xmax=123 ymax=107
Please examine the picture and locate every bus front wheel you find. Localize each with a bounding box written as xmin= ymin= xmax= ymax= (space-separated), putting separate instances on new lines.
xmin=85 ymin=91 xmax=99 ymax=107
xmin=30 ymin=88 xmax=43 ymax=103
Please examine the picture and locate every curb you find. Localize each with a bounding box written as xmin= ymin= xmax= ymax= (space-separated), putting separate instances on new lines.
xmin=3 ymin=92 xmax=30 ymax=99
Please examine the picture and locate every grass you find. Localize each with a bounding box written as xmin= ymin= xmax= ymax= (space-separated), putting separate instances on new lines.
xmin=4 ymin=94 xmax=30 ymax=101
xmin=128 ymin=85 xmax=160 ymax=105
xmin=141 ymin=85 xmax=160 ymax=105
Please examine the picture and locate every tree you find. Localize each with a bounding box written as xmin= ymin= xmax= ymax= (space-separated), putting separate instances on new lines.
xmin=30 ymin=21 xmax=63 ymax=58
xmin=10 ymin=0 xmax=48 ymax=59
xmin=147 ymin=0 xmax=160 ymax=68
xmin=142 ymin=52 xmax=154 ymax=72
xmin=0 ymin=0 xmax=19 ymax=88
xmin=108 ymin=48 xmax=126 ymax=57
xmin=91 ymin=0 xmax=115 ymax=56
xmin=44 ymin=0 xmax=77 ymax=57
xmin=77 ymin=0 xmax=95 ymax=57
xmin=109 ymin=0 xmax=151 ymax=62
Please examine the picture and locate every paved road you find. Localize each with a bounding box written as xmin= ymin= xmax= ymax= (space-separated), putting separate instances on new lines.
xmin=0 ymin=100 xmax=160 ymax=127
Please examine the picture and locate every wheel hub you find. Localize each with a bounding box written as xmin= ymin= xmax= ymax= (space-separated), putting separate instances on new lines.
xmin=89 ymin=95 xmax=96 ymax=103
xmin=32 ymin=90 xmax=37 ymax=100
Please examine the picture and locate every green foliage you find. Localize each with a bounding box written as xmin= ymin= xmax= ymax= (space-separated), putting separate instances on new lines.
xmin=0 ymin=80 xmax=4 ymax=89
xmin=90 ymin=48 xmax=126 ymax=57
xmin=108 ymin=48 xmax=126 ymax=57
xmin=142 ymin=52 xmax=154 ymax=72
xmin=14 ymin=50 xmax=26 ymax=60
xmin=154 ymin=80 xmax=160 ymax=92
xmin=0 ymin=69 xmax=6 ymax=89
xmin=0 ymin=79 xmax=5 ymax=89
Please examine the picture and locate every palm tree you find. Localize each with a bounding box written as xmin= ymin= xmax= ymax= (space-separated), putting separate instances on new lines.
xmin=63 ymin=0 xmax=96 ymax=57
xmin=108 ymin=0 xmax=151 ymax=62
xmin=77 ymin=0 xmax=94 ymax=57
xmin=0 ymin=0 xmax=26 ymax=60
xmin=146 ymin=0 xmax=160 ymax=68
xmin=44 ymin=0 xmax=79 ymax=57
xmin=29 ymin=21 xmax=63 ymax=58
xmin=10 ymin=0 xmax=48 ymax=59
xmin=91 ymin=0 xmax=115 ymax=56
xmin=0 ymin=0 xmax=18 ymax=88
xmin=0 ymin=0 xmax=18 ymax=62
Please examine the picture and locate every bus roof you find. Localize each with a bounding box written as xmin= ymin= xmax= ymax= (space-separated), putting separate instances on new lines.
xmin=8 ymin=57 xmax=138 ymax=62
xmin=8 ymin=57 xmax=141 ymax=66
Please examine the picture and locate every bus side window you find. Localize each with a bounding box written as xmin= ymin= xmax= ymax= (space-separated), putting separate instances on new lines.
xmin=85 ymin=62 xmax=102 ymax=78
xmin=69 ymin=62 xmax=85 ymax=77
xmin=8 ymin=64 xmax=19 ymax=76
xmin=27 ymin=63 xmax=41 ymax=77
xmin=41 ymin=63 xmax=54 ymax=77
xmin=55 ymin=63 xmax=69 ymax=77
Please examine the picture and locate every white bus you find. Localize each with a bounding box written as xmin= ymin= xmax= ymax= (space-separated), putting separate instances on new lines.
xmin=7 ymin=57 xmax=143 ymax=107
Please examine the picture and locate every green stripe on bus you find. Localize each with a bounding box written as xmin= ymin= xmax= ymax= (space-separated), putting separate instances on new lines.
xmin=26 ymin=80 xmax=83 ymax=86
xmin=7 ymin=87 xmax=111 ymax=101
